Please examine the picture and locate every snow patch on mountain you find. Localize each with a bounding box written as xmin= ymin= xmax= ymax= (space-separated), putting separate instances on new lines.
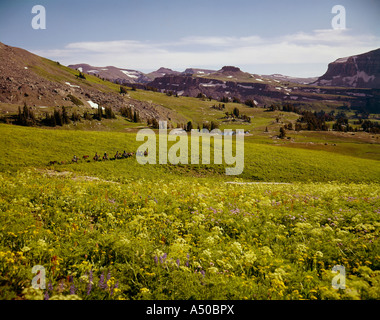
xmin=120 ymin=70 xmax=139 ymax=78
xmin=87 ymin=100 xmax=104 ymax=110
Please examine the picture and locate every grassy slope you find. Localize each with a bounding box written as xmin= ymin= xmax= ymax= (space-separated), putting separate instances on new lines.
xmin=122 ymin=90 xmax=380 ymax=164
xmin=30 ymin=58 xmax=121 ymax=94
xmin=1 ymin=124 xmax=379 ymax=183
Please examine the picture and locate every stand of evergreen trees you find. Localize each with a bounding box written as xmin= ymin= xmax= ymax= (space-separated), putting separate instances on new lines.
xmin=273 ymin=103 xmax=380 ymax=133
xmin=17 ymin=104 xmax=36 ymax=126
xmin=223 ymin=107 xmax=251 ymax=123
xmin=120 ymin=106 xmax=140 ymax=123
xmin=211 ymin=103 xmax=225 ymax=110
xmin=10 ymin=104 xmax=120 ymax=128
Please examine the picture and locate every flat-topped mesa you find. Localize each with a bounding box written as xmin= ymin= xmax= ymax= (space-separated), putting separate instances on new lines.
xmin=220 ymin=66 xmax=241 ymax=73
xmin=313 ymin=48 xmax=380 ymax=88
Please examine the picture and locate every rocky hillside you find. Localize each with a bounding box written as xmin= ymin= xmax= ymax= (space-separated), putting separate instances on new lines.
xmin=313 ymin=48 xmax=380 ymax=89
xmin=68 ymin=63 xmax=151 ymax=84
xmin=0 ymin=42 xmax=176 ymax=122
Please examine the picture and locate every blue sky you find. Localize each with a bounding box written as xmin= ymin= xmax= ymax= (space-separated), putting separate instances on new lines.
xmin=0 ymin=0 xmax=379 ymax=76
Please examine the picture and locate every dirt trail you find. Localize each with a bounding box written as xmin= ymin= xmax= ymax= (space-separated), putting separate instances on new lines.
xmin=226 ymin=182 xmax=291 ymax=185
xmin=37 ymin=169 xmax=118 ymax=184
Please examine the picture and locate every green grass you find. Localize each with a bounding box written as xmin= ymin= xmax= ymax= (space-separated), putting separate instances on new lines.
xmin=1 ymin=123 xmax=379 ymax=183
xmin=0 ymin=123 xmax=379 ymax=301
xmin=128 ymin=90 xmax=255 ymax=125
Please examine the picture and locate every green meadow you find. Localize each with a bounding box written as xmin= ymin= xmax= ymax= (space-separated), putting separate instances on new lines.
xmin=0 ymin=103 xmax=379 ymax=300
xmin=1 ymin=124 xmax=379 ymax=183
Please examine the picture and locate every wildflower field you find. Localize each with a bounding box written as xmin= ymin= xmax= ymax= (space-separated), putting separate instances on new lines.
xmin=1 ymin=170 xmax=379 ymax=300
xmin=0 ymin=124 xmax=379 ymax=300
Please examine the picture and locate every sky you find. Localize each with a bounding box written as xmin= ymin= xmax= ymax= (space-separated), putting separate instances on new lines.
xmin=0 ymin=0 xmax=379 ymax=77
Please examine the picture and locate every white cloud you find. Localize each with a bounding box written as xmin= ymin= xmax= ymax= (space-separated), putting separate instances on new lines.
xmin=32 ymin=29 xmax=380 ymax=77
xmin=175 ymin=35 xmax=264 ymax=47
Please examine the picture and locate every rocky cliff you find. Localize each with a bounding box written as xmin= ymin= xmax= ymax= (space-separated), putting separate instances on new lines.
xmin=314 ymin=48 xmax=380 ymax=89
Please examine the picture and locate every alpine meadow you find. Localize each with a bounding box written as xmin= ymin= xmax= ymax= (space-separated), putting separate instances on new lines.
xmin=0 ymin=0 xmax=380 ymax=303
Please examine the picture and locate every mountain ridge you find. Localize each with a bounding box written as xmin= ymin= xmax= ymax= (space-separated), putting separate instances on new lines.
xmin=0 ymin=42 xmax=378 ymax=116
xmin=313 ymin=48 xmax=380 ymax=89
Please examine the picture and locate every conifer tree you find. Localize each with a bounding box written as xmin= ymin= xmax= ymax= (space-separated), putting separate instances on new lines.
xmin=233 ymin=107 xmax=240 ymax=118
xmin=62 ymin=106 xmax=70 ymax=124
xmin=186 ymin=121 xmax=193 ymax=132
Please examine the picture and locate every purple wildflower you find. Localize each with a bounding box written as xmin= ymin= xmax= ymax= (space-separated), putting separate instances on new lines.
xmin=87 ymin=270 xmax=93 ymax=295
xmin=70 ymin=284 xmax=76 ymax=295
xmin=176 ymin=258 xmax=180 ymax=267
xmin=160 ymin=253 xmax=167 ymax=264
xmin=209 ymin=207 xmax=217 ymax=214
xmin=230 ymin=208 xmax=240 ymax=214
xmin=154 ymin=255 xmax=158 ymax=264
xmin=44 ymin=291 xmax=49 ymax=300
xmin=99 ymin=272 xmax=106 ymax=289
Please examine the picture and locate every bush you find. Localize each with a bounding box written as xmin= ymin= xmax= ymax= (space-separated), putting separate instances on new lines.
xmin=67 ymin=94 xmax=84 ymax=106
xmin=245 ymin=99 xmax=256 ymax=108
xmin=119 ymin=86 xmax=128 ymax=94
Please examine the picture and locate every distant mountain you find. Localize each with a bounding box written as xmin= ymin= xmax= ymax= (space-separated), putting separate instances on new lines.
xmin=182 ymin=68 xmax=217 ymax=76
xmin=313 ymin=48 xmax=380 ymax=89
xmin=263 ymin=74 xmax=318 ymax=85
xmin=145 ymin=67 xmax=181 ymax=80
xmin=68 ymin=63 xmax=151 ymax=84
xmin=146 ymin=64 xmax=376 ymax=108
xmin=209 ymin=66 xmax=253 ymax=79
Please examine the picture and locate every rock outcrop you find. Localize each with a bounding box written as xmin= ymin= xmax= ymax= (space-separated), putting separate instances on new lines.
xmin=313 ymin=48 xmax=380 ymax=89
